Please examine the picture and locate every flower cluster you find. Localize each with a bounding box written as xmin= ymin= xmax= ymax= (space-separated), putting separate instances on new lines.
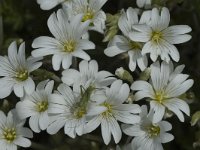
xmin=0 ymin=0 xmax=194 ymax=150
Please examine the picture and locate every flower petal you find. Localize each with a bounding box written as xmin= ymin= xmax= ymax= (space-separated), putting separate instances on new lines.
xmin=72 ymin=50 xmax=90 ymax=60
xmin=14 ymin=137 xmax=31 ymax=148
xmin=29 ymin=115 xmax=40 ymax=133
xmin=62 ymin=69 xmax=80 ymax=85
xmin=101 ymin=118 xmax=111 ymax=145
xmin=160 ymin=133 xmax=174 ymax=143
xmin=150 ymin=101 xmax=165 ymax=123
xmin=52 ymin=54 xmax=63 ymax=71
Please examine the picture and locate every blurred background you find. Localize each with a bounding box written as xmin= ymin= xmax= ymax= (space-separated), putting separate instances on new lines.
xmin=1 ymin=0 xmax=200 ymax=149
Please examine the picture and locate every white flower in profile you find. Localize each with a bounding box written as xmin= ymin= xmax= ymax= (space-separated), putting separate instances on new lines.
xmin=0 ymin=110 xmax=33 ymax=150
xmin=104 ymin=8 xmax=151 ymax=71
xmin=84 ymin=80 xmax=141 ymax=145
xmin=131 ymin=61 xmax=194 ymax=123
xmin=32 ymin=9 xmax=95 ymax=71
xmin=36 ymin=0 xmax=66 ymax=10
xmin=136 ymin=0 xmax=151 ymax=8
xmin=62 ymin=60 xmax=116 ymax=88
xmin=47 ymin=83 xmax=106 ymax=138
xmin=0 ymin=41 xmax=42 ymax=98
xmin=16 ymin=80 xmax=54 ymax=133
xmin=122 ymin=105 xmax=174 ymax=150
xmin=63 ymin=0 xmax=107 ymax=33
xmin=129 ymin=7 xmax=192 ymax=62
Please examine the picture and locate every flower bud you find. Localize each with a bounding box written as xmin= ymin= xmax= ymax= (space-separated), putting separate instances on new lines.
xmin=103 ymin=13 xmax=120 ymax=42
xmin=139 ymin=67 xmax=151 ymax=81
xmin=115 ymin=67 xmax=133 ymax=83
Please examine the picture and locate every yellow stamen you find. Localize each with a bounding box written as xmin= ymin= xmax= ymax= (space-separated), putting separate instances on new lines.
xmin=151 ymin=31 xmax=163 ymax=43
xmin=15 ymin=70 xmax=28 ymax=81
xmin=73 ymin=107 xmax=86 ymax=119
xmin=3 ymin=128 xmax=17 ymax=143
xmin=63 ymin=40 xmax=76 ymax=52
xmin=147 ymin=124 xmax=160 ymax=138
xmin=154 ymin=91 xmax=167 ymax=104
xmin=101 ymin=102 xmax=113 ymax=117
xmin=82 ymin=9 xmax=94 ymax=22
xmin=36 ymin=101 xmax=48 ymax=112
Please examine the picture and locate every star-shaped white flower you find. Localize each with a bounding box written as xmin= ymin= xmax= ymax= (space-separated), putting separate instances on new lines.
xmin=62 ymin=60 xmax=116 ymax=89
xmin=32 ymin=9 xmax=95 ymax=71
xmin=63 ymin=0 xmax=107 ymax=33
xmin=47 ymin=83 xmax=106 ymax=138
xmin=104 ymin=8 xmax=151 ymax=71
xmin=129 ymin=7 xmax=192 ymax=62
xmin=84 ymin=80 xmax=141 ymax=145
xmin=122 ymin=105 xmax=174 ymax=150
xmin=0 ymin=110 xmax=33 ymax=150
xmin=0 ymin=41 xmax=42 ymax=98
xmin=16 ymin=80 xmax=54 ymax=133
xmin=131 ymin=61 xmax=194 ymax=123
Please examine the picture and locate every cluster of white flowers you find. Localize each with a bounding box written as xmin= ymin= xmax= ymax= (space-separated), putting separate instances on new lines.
xmin=0 ymin=0 xmax=194 ymax=149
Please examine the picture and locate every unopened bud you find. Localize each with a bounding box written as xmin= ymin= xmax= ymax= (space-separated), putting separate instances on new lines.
xmin=191 ymin=111 xmax=200 ymax=126
xmin=0 ymin=99 xmax=10 ymax=113
xmin=115 ymin=67 xmax=133 ymax=83
xmin=179 ymin=91 xmax=195 ymax=104
xmin=164 ymin=108 xmax=173 ymax=119
xmin=103 ymin=13 xmax=120 ymax=42
xmin=126 ymin=93 xmax=135 ymax=104
xmin=2 ymin=99 xmax=9 ymax=108
xmin=139 ymin=67 xmax=151 ymax=81
xmin=103 ymin=28 xmax=118 ymax=42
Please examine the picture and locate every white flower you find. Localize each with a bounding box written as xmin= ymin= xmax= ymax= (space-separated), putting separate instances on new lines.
xmin=122 ymin=105 xmax=174 ymax=150
xmin=16 ymin=80 xmax=54 ymax=133
xmin=131 ymin=61 xmax=194 ymax=123
xmin=104 ymin=8 xmax=151 ymax=71
xmin=0 ymin=41 xmax=42 ymax=98
xmin=47 ymin=83 xmax=106 ymax=138
xmin=84 ymin=80 xmax=141 ymax=145
xmin=136 ymin=0 xmax=151 ymax=8
xmin=36 ymin=0 xmax=65 ymax=10
xmin=63 ymin=0 xmax=107 ymax=33
xmin=32 ymin=9 xmax=95 ymax=71
xmin=62 ymin=60 xmax=116 ymax=89
xmin=129 ymin=7 xmax=192 ymax=62
xmin=0 ymin=110 xmax=33 ymax=150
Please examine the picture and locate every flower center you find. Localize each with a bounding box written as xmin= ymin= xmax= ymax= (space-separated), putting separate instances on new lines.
xmin=63 ymin=40 xmax=76 ymax=52
xmin=3 ymin=128 xmax=17 ymax=143
xmin=147 ymin=124 xmax=160 ymax=138
xmin=82 ymin=9 xmax=94 ymax=22
xmin=36 ymin=101 xmax=48 ymax=112
xmin=154 ymin=91 xmax=166 ymax=103
xmin=73 ymin=107 xmax=86 ymax=119
xmin=15 ymin=70 xmax=29 ymax=81
xmin=151 ymin=31 xmax=163 ymax=43
xmin=101 ymin=102 xmax=113 ymax=117
xmin=129 ymin=41 xmax=142 ymax=50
